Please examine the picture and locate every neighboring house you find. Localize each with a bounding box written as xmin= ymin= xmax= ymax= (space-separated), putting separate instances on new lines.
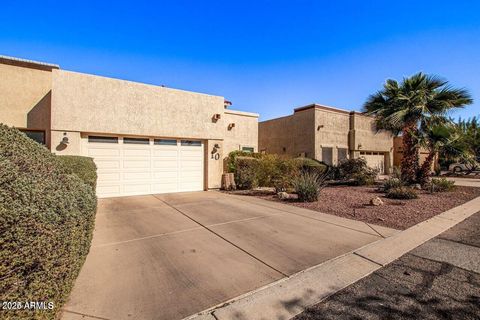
xmin=0 ymin=55 xmax=258 ymax=197
xmin=393 ymin=136 xmax=438 ymax=171
xmin=259 ymin=104 xmax=394 ymax=174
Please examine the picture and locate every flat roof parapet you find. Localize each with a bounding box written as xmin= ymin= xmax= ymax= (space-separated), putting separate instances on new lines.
xmin=0 ymin=55 xmax=60 ymax=71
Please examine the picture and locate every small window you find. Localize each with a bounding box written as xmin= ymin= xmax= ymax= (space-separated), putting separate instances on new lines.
xmin=20 ymin=129 xmax=45 ymax=145
xmin=124 ymin=137 xmax=150 ymax=144
xmin=242 ymin=147 xmax=254 ymax=153
xmin=181 ymin=140 xmax=201 ymax=146
xmin=88 ymin=136 xmax=118 ymax=143
xmin=322 ymin=147 xmax=333 ymax=165
xmin=338 ymin=148 xmax=348 ymax=162
xmin=154 ymin=139 xmax=177 ymax=146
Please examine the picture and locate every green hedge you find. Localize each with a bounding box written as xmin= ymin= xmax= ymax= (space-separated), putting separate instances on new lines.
xmin=57 ymin=155 xmax=97 ymax=190
xmin=0 ymin=124 xmax=97 ymax=319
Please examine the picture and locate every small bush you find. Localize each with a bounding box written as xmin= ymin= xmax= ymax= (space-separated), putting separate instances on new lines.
xmin=292 ymin=171 xmax=328 ymax=202
xmin=57 ymin=155 xmax=97 ymax=190
xmin=386 ymin=187 xmax=418 ymax=199
xmin=294 ymin=157 xmax=327 ymax=174
xmin=337 ymin=158 xmax=378 ymax=186
xmin=0 ymin=124 xmax=97 ymax=319
xmin=234 ymin=156 xmax=260 ymax=189
xmin=226 ymin=150 xmax=263 ymax=173
xmin=382 ymin=178 xmax=403 ymax=192
xmin=425 ymin=177 xmax=455 ymax=193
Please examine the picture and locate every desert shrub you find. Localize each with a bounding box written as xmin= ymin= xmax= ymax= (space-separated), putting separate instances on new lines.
xmin=425 ymin=177 xmax=455 ymax=193
xmin=0 ymin=124 xmax=97 ymax=320
xmin=386 ymin=187 xmax=418 ymax=199
xmin=234 ymin=156 xmax=260 ymax=189
xmin=391 ymin=166 xmax=402 ymax=179
xmin=57 ymin=155 xmax=97 ymax=190
xmin=382 ymin=177 xmax=403 ymax=192
xmin=226 ymin=150 xmax=263 ymax=173
xmin=292 ymin=171 xmax=328 ymax=202
xmin=271 ymin=158 xmax=300 ymax=192
xmin=337 ymin=158 xmax=378 ymax=186
xmin=294 ymin=157 xmax=328 ymax=174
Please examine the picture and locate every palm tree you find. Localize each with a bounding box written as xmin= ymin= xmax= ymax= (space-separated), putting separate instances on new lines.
xmin=364 ymin=72 xmax=472 ymax=183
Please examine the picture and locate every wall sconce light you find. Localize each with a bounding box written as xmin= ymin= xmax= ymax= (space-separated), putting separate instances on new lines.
xmin=61 ymin=136 xmax=69 ymax=145
xmin=358 ymin=143 xmax=362 ymax=149
xmin=317 ymin=125 xmax=324 ymax=130
xmin=228 ymin=123 xmax=235 ymax=130
xmin=214 ymin=143 xmax=220 ymax=149
xmin=212 ymin=114 xmax=221 ymax=121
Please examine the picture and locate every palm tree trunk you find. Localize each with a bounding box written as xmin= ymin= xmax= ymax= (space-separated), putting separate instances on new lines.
xmin=418 ymin=151 xmax=435 ymax=185
xmin=401 ymin=123 xmax=419 ymax=184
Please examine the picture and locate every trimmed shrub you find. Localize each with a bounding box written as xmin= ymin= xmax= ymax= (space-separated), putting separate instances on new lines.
xmin=382 ymin=178 xmax=403 ymax=192
xmin=425 ymin=177 xmax=455 ymax=193
xmin=234 ymin=156 xmax=260 ymax=189
xmin=386 ymin=187 xmax=418 ymax=199
xmin=226 ymin=150 xmax=263 ymax=173
xmin=292 ymin=171 xmax=328 ymax=202
xmin=336 ymin=158 xmax=378 ymax=186
xmin=57 ymin=155 xmax=97 ymax=190
xmin=294 ymin=157 xmax=327 ymax=174
xmin=0 ymin=124 xmax=97 ymax=319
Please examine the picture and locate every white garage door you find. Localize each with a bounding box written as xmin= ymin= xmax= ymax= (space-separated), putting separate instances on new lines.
xmin=85 ymin=136 xmax=204 ymax=198
xmin=360 ymin=152 xmax=385 ymax=174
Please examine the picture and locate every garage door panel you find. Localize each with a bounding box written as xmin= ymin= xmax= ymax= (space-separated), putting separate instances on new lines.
xmin=97 ymin=172 xmax=121 ymax=182
xmin=123 ymin=160 xmax=150 ymax=169
xmin=152 ymin=171 xmax=177 ymax=179
xmin=88 ymin=148 xmax=121 ymax=157
xmin=152 ymin=160 xmax=177 ymax=168
xmin=152 ymin=149 xmax=178 ymax=157
xmin=123 ymin=171 xmax=151 ymax=181
xmin=123 ymin=149 xmax=151 ymax=157
xmin=96 ymin=185 xmax=121 ymax=197
xmin=124 ymin=183 xmax=151 ymax=194
xmin=95 ymin=160 xmax=121 ymax=169
xmin=88 ymin=137 xmax=203 ymax=197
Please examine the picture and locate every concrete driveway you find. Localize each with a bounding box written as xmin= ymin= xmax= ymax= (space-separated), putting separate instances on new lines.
xmin=62 ymin=191 xmax=397 ymax=320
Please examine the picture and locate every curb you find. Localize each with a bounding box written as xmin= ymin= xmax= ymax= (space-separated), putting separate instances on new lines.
xmin=184 ymin=196 xmax=480 ymax=320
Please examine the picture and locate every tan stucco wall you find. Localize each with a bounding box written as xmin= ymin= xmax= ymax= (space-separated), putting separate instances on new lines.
xmin=223 ymin=110 xmax=259 ymax=154
xmin=51 ymin=70 xmax=226 ymax=139
xmin=313 ymin=108 xmax=350 ymax=163
xmin=259 ymin=109 xmax=315 ymax=158
xmin=349 ymin=113 xmax=393 ymax=152
xmin=0 ymin=63 xmax=52 ymax=145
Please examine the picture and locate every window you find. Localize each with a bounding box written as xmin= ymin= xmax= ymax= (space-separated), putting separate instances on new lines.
xmin=181 ymin=140 xmax=201 ymax=146
xmin=20 ymin=129 xmax=45 ymax=145
xmin=154 ymin=139 xmax=177 ymax=146
xmin=123 ymin=137 xmax=150 ymax=144
xmin=242 ymin=147 xmax=254 ymax=153
xmin=338 ymin=148 xmax=348 ymax=162
xmin=322 ymin=147 xmax=333 ymax=165
xmin=88 ymin=136 xmax=118 ymax=143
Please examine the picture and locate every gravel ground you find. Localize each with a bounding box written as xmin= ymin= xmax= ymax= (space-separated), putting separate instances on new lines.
xmin=246 ymin=186 xmax=480 ymax=230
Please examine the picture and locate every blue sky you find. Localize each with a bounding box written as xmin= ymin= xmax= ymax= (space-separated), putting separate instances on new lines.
xmin=1 ymin=1 xmax=479 ymax=121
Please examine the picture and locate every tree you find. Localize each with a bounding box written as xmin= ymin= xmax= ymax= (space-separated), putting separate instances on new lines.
xmin=364 ymin=72 xmax=472 ymax=183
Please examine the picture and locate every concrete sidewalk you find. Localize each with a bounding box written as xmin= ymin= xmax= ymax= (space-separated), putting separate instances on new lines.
xmin=446 ymin=177 xmax=480 ymax=188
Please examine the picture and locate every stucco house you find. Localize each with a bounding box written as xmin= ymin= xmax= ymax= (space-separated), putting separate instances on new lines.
xmin=259 ymin=104 xmax=394 ymax=174
xmin=0 ymin=55 xmax=258 ymax=198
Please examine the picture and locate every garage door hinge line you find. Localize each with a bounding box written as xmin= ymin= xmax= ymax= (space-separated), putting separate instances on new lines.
xmin=154 ymin=195 xmax=288 ymax=277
